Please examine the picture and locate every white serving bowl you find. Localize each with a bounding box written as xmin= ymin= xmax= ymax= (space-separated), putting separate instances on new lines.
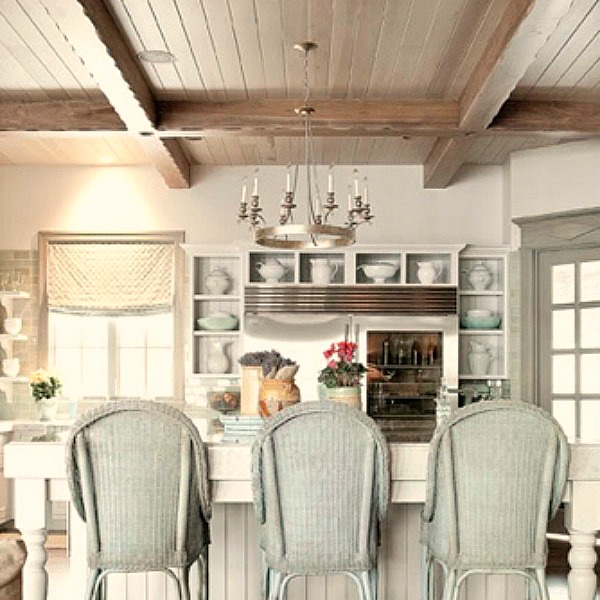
xmin=2 ymin=358 xmax=20 ymax=378
xmin=197 ymin=312 xmax=239 ymax=331
xmin=3 ymin=317 xmax=22 ymax=335
xmin=466 ymin=309 xmax=492 ymax=318
xmin=358 ymin=262 xmax=399 ymax=283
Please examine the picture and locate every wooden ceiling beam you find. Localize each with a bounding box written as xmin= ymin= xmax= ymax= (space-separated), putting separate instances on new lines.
xmin=156 ymin=99 xmax=460 ymax=137
xmin=490 ymin=99 xmax=600 ymax=134
xmin=40 ymin=0 xmax=190 ymax=188
xmin=424 ymin=0 xmax=574 ymax=189
xmin=0 ymin=100 xmax=124 ymax=132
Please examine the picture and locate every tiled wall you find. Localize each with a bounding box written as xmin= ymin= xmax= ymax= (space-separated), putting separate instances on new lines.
xmin=0 ymin=250 xmax=40 ymax=418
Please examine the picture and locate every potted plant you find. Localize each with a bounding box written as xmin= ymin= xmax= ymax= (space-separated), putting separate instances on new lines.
xmin=318 ymin=341 xmax=366 ymax=408
xmin=29 ymin=369 xmax=62 ymax=421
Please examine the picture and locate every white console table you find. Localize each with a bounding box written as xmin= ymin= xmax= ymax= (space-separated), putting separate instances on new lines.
xmin=5 ymin=441 xmax=600 ymax=600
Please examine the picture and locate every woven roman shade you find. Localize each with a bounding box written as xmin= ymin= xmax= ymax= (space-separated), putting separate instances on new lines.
xmin=47 ymin=241 xmax=174 ymax=315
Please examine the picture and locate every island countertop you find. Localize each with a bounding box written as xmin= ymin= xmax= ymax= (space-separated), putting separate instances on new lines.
xmin=5 ymin=427 xmax=600 ymax=600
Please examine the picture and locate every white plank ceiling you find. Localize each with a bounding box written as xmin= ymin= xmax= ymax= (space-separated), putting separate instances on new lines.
xmin=0 ymin=0 xmax=597 ymax=181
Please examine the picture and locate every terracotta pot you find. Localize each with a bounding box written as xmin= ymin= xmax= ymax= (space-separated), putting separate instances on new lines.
xmin=326 ymin=386 xmax=361 ymax=409
xmin=258 ymin=379 xmax=300 ymax=417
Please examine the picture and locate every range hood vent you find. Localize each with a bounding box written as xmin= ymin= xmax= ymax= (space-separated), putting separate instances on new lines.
xmin=244 ymin=285 xmax=457 ymax=315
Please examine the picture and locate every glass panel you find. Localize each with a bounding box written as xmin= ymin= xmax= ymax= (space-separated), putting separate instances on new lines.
xmin=147 ymin=313 xmax=173 ymax=347
xmin=50 ymin=313 xmax=81 ymax=346
xmin=147 ymin=349 xmax=173 ymax=397
xmin=119 ymin=348 xmax=145 ymax=397
xmin=552 ymin=354 xmax=575 ymax=394
xmin=552 ymin=399 xmax=576 ymax=440
xmin=581 ymin=307 xmax=600 ymax=348
xmin=552 ymin=309 xmax=575 ymax=349
xmin=580 ymin=400 xmax=600 ymax=442
xmin=117 ymin=316 xmax=146 ymax=347
xmin=82 ymin=349 xmax=108 ymax=397
xmin=54 ymin=348 xmax=81 ymax=397
xmin=552 ymin=264 xmax=574 ymax=304
xmin=581 ymin=354 xmax=600 ymax=394
xmin=581 ymin=260 xmax=600 ymax=302
xmin=81 ymin=316 xmax=108 ymax=346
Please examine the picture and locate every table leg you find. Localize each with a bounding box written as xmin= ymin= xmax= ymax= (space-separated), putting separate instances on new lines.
xmin=14 ymin=479 xmax=48 ymax=600
xmin=567 ymin=530 xmax=597 ymax=600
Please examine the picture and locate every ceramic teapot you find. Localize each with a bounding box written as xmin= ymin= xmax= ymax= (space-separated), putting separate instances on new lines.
xmin=256 ymin=258 xmax=287 ymax=283
xmin=464 ymin=261 xmax=492 ymax=291
xmin=310 ymin=258 xmax=338 ymax=284
xmin=204 ymin=268 xmax=231 ymax=295
xmin=417 ymin=261 xmax=442 ymax=284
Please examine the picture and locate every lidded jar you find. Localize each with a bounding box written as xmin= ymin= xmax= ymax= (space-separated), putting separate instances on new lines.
xmin=205 ymin=268 xmax=231 ymax=295
xmin=464 ymin=261 xmax=492 ymax=291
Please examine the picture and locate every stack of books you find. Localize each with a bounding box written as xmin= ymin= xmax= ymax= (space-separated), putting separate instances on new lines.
xmin=219 ymin=415 xmax=264 ymax=443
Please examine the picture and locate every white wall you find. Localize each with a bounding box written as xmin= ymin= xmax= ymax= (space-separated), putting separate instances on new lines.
xmin=0 ymin=163 xmax=506 ymax=249
xmin=509 ymin=139 xmax=600 ymax=246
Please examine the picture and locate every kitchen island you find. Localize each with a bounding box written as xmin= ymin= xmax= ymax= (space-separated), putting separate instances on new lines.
xmin=5 ymin=432 xmax=600 ymax=600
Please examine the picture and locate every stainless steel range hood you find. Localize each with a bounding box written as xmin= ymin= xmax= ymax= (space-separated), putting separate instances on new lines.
xmin=244 ymin=285 xmax=458 ymax=315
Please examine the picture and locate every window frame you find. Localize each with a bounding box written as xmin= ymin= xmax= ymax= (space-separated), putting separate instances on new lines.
xmin=514 ymin=207 xmax=600 ymax=410
xmin=38 ymin=231 xmax=185 ymax=400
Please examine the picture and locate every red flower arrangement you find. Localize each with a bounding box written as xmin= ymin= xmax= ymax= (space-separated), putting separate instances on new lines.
xmin=318 ymin=341 xmax=366 ymax=388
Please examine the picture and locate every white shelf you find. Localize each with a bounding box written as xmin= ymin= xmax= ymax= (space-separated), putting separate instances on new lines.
xmin=459 ymin=330 xmax=503 ymax=336
xmin=458 ymin=246 xmax=509 ymax=383
xmin=194 ymin=331 xmax=239 ymax=337
xmin=0 ymin=291 xmax=29 ymax=299
xmin=194 ymin=295 xmax=241 ymax=301
xmin=0 ymin=334 xmax=27 ymax=341
xmin=191 ymin=373 xmax=241 ymax=379
xmin=188 ymin=252 xmax=243 ymax=377
xmin=0 ymin=376 xmax=28 ymax=383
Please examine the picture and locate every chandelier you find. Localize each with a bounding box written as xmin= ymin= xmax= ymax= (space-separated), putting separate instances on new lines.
xmin=238 ymin=42 xmax=373 ymax=249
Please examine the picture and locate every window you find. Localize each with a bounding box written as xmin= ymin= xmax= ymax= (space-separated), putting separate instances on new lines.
xmin=49 ymin=312 xmax=174 ymax=399
xmin=539 ymin=250 xmax=600 ymax=440
xmin=39 ymin=232 xmax=184 ymax=401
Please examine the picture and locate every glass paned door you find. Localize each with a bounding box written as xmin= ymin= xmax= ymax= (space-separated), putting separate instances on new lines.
xmin=539 ymin=249 xmax=600 ymax=440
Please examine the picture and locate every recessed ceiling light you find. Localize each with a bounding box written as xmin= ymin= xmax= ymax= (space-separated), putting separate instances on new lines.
xmin=137 ymin=50 xmax=176 ymax=64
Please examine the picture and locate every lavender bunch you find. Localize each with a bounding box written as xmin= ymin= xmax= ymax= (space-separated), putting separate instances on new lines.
xmin=238 ymin=349 xmax=297 ymax=379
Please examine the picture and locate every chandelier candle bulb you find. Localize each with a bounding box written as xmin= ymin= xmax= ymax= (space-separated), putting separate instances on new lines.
xmin=328 ymin=166 xmax=334 ymax=194
xmin=241 ymin=177 xmax=247 ymax=205
xmin=286 ymin=165 xmax=292 ymax=193
xmin=253 ymin=170 xmax=259 ymax=196
xmin=353 ymin=169 xmax=360 ymax=197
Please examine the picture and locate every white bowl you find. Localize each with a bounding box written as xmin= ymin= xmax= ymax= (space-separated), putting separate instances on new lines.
xmin=3 ymin=317 xmax=22 ymax=335
xmin=358 ymin=262 xmax=399 ymax=283
xmin=2 ymin=358 xmax=20 ymax=378
xmin=197 ymin=312 xmax=239 ymax=331
xmin=466 ymin=309 xmax=492 ymax=318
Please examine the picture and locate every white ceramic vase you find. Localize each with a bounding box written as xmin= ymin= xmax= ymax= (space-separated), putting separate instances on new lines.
xmin=36 ymin=397 xmax=58 ymax=422
xmin=207 ymin=341 xmax=230 ymax=374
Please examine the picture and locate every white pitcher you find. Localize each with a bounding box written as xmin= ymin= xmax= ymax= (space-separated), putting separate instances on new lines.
xmin=468 ymin=341 xmax=493 ymax=376
xmin=310 ymin=258 xmax=338 ymax=284
xmin=417 ymin=261 xmax=442 ymax=284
